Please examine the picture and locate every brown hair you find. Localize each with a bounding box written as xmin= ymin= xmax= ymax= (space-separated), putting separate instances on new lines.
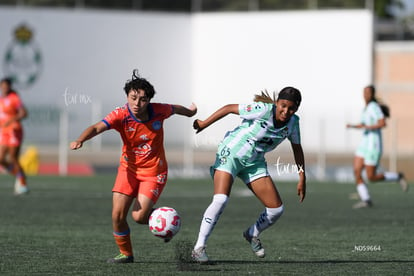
xmin=254 ymin=90 xmax=275 ymax=104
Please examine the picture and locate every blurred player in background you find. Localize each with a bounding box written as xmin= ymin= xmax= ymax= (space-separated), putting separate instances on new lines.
xmin=70 ymin=70 xmax=196 ymax=263
xmin=347 ymin=85 xmax=408 ymax=209
xmin=191 ymin=88 xmax=306 ymax=263
xmin=0 ymin=77 xmax=29 ymax=195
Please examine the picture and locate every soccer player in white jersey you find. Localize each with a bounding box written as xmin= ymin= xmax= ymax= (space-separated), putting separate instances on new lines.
xmin=347 ymin=85 xmax=408 ymax=209
xmin=191 ymin=87 xmax=306 ymax=263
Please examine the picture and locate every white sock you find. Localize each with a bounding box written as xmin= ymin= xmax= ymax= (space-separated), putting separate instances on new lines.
xmin=248 ymin=205 xmax=284 ymax=237
xmin=384 ymin=171 xmax=399 ymax=181
xmin=357 ymin=183 xmax=370 ymax=202
xmin=194 ymin=194 xmax=228 ymax=250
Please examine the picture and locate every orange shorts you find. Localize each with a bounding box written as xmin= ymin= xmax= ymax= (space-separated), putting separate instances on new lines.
xmin=112 ymin=165 xmax=167 ymax=203
xmin=0 ymin=128 xmax=23 ymax=147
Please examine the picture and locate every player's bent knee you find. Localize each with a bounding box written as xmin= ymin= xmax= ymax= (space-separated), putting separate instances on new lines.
xmin=111 ymin=208 xmax=129 ymax=222
xmin=112 ymin=213 xmax=127 ymax=226
xmin=132 ymin=211 xmax=150 ymax=224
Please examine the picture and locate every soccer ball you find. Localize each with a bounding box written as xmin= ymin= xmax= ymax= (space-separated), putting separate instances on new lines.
xmin=149 ymin=207 xmax=181 ymax=241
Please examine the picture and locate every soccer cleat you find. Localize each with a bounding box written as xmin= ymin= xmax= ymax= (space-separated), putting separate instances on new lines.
xmin=14 ymin=179 xmax=29 ymax=196
xmin=398 ymin=173 xmax=408 ymax=192
xmin=352 ymin=200 xmax=373 ymax=209
xmin=348 ymin=192 xmax=360 ymax=200
xmin=191 ymin=246 xmax=209 ymax=263
xmin=243 ymin=230 xmax=265 ymax=258
xmin=106 ymin=253 xmax=134 ymax=264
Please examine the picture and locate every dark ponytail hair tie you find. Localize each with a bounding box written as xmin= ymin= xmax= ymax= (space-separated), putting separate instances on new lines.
xmin=132 ymin=69 xmax=141 ymax=80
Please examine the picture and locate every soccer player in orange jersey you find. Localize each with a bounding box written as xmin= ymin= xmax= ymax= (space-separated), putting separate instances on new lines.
xmin=0 ymin=78 xmax=29 ymax=195
xmin=70 ymin=70 xmax=197 ymax=263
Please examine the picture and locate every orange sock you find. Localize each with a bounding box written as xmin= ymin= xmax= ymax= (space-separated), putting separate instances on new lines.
xmin=113 ymin=229 xmax=133 ymax=257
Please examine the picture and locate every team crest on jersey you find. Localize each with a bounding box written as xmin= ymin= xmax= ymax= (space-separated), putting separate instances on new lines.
xmin=134 ymin=143 xmax=152 ymax=157
xmin=152 ymin=121 xmax=162 ymax=130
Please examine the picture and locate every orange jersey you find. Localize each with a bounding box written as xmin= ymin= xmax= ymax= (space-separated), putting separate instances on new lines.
xmin=0 ymin=92 xmax=23 ymax=132
xmin=103 ymin=103 xmax=174 ymax=176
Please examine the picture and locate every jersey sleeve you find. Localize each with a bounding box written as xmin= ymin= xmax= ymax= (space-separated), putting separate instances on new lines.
xmin=102 ymin=107 xmax=124 ymax=130
xmin=288 ymin=115 xmax=301 ymax=144
xmin=156 ymin=103 xmax=174 ymax=119
xmin=239 ymin=102 xmax=270 ymax=120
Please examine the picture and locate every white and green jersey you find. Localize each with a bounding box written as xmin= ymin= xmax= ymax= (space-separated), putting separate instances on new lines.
xmin=361 ymin=101 xmax=384 ymax=136
xmin=356 ymin=101 xmax=384 ymax=165
xmin=220 ymin=102 xmax=300 ymax=163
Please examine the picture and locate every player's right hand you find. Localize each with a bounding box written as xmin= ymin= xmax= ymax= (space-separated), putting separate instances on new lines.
xmin=70 ymin=141 xmax=83 ymax=150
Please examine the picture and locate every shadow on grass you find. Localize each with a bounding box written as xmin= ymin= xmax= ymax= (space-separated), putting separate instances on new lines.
xmin=215 ymin=259 xmax=414 ymax=264
xmin=129 ymin=238 xmax=414 ymax=272
xmin=175 ymin=259 xmax=414 ymax=272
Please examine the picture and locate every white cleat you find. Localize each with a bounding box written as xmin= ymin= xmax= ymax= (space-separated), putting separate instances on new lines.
xmin=191 ymin=246 xmax=209 ymax=264
xmin=243 ymin=230 xmax=265 ymax=258
xmin=14 ymin=179 xmax=29 ymax=195
xmin=352 ymin=200 xmax=372 ymax=209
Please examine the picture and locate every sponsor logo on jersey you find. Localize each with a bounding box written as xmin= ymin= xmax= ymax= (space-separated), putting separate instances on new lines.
xmin=140 ymin=134 xmax=149 ymax=140
xmin=152 ymin=121 xmax=162 ymax=130
xmin=133 ymin=143 xmax=152 ymax=157
xmin=279 ymin=128 xmax=289 ymax=138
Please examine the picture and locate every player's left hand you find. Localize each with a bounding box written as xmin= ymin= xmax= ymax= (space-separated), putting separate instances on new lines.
xmin=297 ymin=180 xmax=306 ymax=203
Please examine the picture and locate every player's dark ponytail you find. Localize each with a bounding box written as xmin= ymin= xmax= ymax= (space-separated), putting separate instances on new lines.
xmin=380 ymin=104 xmax=390 ymax=118
xmin=254 ymin=90 xmax=275 ymax=104
xmin=124 ymin=69 xmax=156 ymax=99
xmin=367 ymin=85 xmax=390 ymax=118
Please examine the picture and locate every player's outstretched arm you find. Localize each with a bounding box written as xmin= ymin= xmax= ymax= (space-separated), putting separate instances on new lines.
xmin=193 ymin=104 xmax=239 ymax=133
xmin=291 ymin=142 xmax=306 ymax=203
xmin=70 ymin=121 xmax=108 ymax=150
xmin=173 ymin=103 xmax=197 ymax=117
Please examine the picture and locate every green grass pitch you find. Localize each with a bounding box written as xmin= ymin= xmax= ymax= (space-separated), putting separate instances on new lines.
xmin=0 ymin=175 xmax=413 ymax=275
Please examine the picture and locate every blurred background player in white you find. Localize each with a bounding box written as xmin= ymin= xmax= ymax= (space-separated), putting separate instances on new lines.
xmin=347 ymin=85 xmax=408 ymax=209
xmin=191 ymin=88 xmax=306 ymax=263
xmin=0 ymin=78 xmax=29 ymax=195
